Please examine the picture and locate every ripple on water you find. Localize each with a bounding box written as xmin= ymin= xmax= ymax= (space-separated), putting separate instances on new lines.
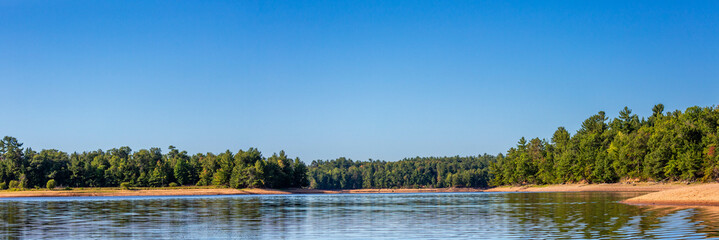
xmin=0 ymin=192 xmax=716 ymax=239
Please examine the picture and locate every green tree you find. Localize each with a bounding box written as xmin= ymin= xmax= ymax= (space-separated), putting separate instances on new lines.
xmin=46 ymin=179 xmax=57 ymax=189
xmin=174 ymin=158 xmax=191 ymax=186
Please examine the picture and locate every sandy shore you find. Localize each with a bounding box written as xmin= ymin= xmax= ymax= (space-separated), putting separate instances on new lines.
xmin=0 ymin=184 xmax=682 ymax=198
xmin=622 ymin=183 xmax=719 ymax=206
xmin=290 ymin=187 xmax=484 ymax=194
xmin=0 ymin=188 xmax=290 ymax=198
xmin=0 ymin=187 xmax=484 ymax=198
xmin=2 ymin=183 xmax=717 ymax=206
xmin=489 ymin=183 xmax=719 ymax=206
xmin=484 ymin=183 xmax=683 ymax=193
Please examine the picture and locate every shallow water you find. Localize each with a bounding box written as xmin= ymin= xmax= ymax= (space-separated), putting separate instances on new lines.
xmin=1 ymin=192 xmax=718 ymax=239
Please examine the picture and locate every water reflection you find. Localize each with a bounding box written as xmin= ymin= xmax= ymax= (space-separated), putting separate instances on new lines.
xmin=0 ymin=192 xmax=717 ymax=239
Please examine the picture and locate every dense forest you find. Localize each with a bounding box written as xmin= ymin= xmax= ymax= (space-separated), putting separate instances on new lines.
xmin=2 ymin=104 xmax=718 ymax=190
xmin=490 ymin=104 xmax=719 ymax=185
xmin=0 ymin=139 xmax=308 ymax=189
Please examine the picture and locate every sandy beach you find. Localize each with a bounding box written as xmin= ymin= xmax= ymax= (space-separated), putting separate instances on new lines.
xmin=621 ymin=183 xmax=719 ymax=206
xmin=488 ymin=183 xmax=719 ymax=206
xmin=483 ymin=183 xmax=683 ymax=193
xmin=0 ymin=188 xmax=288 ymax=198
xmin=0 ymin=187 xmax=484 ymax=198
xmin=2 ymin=183 xmax=718 ymax=207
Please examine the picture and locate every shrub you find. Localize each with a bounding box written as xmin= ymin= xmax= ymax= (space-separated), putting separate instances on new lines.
xmin=168 ymin=182 xmax=178 ymax=187
xmin=0 ymin=182 xmax=6 ymax=190
xmin=46 ymin=179 xmax=57 ymax=190
xmin=8 ymin=180 xmax=19 ymax=189
xmin=120 ymin=182 xmax=132 ymax=190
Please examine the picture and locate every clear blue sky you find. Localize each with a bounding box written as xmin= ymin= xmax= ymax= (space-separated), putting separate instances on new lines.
xmin=2 ymin=1 xmax=718 ymax=161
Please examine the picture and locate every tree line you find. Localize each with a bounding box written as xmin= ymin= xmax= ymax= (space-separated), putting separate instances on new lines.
xmin=306 ymin=104 xmax=719 ymax=188
xmin=308 ymin=155 xmax=495 ymax=189
xmin=0 ymin=138 xmax=308 ymax=189
xmin=490 ymin=104 xmax=719 ymax=185
xmin=2 ymin=104 xmax=718 ymax=190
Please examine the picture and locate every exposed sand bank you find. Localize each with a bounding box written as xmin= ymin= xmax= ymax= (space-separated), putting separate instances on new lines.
xmin=1 ymin=183 xmax=716 ymax=206
xmin=290 ymin=187 xmax=484 ymax=194
xmin=488 ymin=183 xmax=719 ymax=206
xmin=0 ymin=187 xmax=483 ymax=198
xmin=622 ymin=183 xmax=719 ymax=206
xmin=0 ymin=188 xmax=288 ymax=198
xmin=484 ymin=183 xmax=683 ymax=193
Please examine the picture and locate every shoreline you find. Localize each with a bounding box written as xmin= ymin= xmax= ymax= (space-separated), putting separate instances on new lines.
xmin=0 ymin=182 xmax=680 ymax=198
xmin=620 ymin=183 xmax=719 ymax=206
xmin=483 ymin=182 xmax=684 ymax=193
xmin=1 ymin=183 xmax=717 ymax=207
xmin=0 ymin=187 xmax=486 ymax=198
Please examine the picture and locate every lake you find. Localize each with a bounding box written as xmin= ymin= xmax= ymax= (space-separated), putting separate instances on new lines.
xmin=1 ymin=192 xmax=718 ymax=239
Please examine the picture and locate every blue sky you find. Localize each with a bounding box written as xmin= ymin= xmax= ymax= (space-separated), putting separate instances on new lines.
xmin=2 ymin=1 xmax=718 ymax=161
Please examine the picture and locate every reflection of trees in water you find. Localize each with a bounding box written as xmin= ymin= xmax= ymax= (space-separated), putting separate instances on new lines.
xmin=0 ymin=197 xmax=289 ymax=239
xmin=1 ymin=193 xmax=718 ymax=239
xmin=693 ymin=207 xmax=719 ymax=237
xmin=494 ymin=192 xmax=718 ymax=239
xmin=0 ymin=202 xmax=22 ymax=240
xmin=636 ymin=205 xmax=719 ymax=238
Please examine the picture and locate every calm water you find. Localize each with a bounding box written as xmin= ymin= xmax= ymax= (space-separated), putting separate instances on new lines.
xmin=1 ymin=192 xmax=718 ymax=239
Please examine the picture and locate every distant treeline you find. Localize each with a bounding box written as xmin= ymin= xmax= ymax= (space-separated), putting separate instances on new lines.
xmin=308 ymin=155 xmax=494 ymax=189
xmin=2 ymin=104 xmax=718 ymax=190
xmin=0 ymin=139 xmax=308 ymax=189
